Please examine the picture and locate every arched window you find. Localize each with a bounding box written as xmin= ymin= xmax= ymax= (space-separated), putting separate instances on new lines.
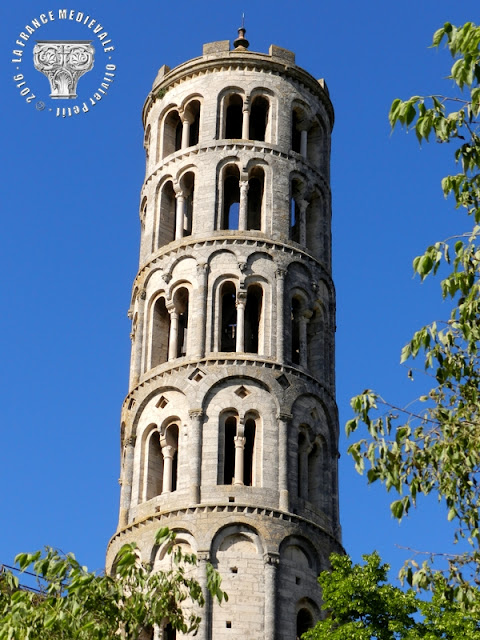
xmin=140 ymin=196 xmax=147 ymax=220
xmin=185 ymin=99 xmax=201 ymax=147
xmin=291 ymin=109 xmax=302 ymax=153
xmin=247 ymin=167 xmax=264 ymax=231
xmin=245 ymin=284 xmax=263 ymax=354
xmin=225 ymin=94 xmax=243 ymax=139
xmin=151 ymin=296 xmax=170 ymax=368
xmin=145 ymin=430 xmax=163 ymax=500
xmin=244 ymin=418 xmax=256 ymax=486
xmin=179 ymin=171 xmax=195 ymax=237
xmin=162 ymin=109 xmax=182 ymax=158
xmin=291 ymin=297 xmax=302 ymax=365
xmin=173 ymin=287 xmax=189 ymax=357
xmin=290 ymin=198 xmax=300 ymax=243
xmin=224 ymin=416 xmax=236 ymax=485
xmin=164 ymin=423 xmax=179 ymax=492
xmin=222 ymin=165 xmax=240 ymax=230
xmin=220 ymin=282 xmax=237 ymax=352
xmin=141 ymin=422 xmax=179 ymax=501
xmin=290 ymin=178 xmax=304 ymax=243
xmin=249 ymin=96 xmax=269 ymax=141
xmin=296 ymin=608 xmax=314 ymax=637
xmin=144 ymin=125 xmax=151 ymax=163
xmin=297 ymin=431 xmax=307 ymax=499
xmin=308 ymin=441 xmax=321 ymax=507
xmin=219 ymin=413 xmax=259 ymax=486
xmin=307 ymin=120 xmax=322 ymax=169
xmin=158 ymin=180 xmax=176 ymax=247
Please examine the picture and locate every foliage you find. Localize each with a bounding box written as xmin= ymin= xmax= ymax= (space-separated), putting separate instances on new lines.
xmin=303 ymin=553 xmax=480 ymax=640
xmin=0 ymin=528 xmax=226 ymax=640
xmin=346 ymin=22 xmax=480 ymax=600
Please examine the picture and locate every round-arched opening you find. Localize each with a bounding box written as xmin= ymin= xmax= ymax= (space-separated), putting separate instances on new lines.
xmin=220 ymin=282 xmax=237 ymax=351
xmin=249 ymin=96 xmax=269 ymax=141
xmin=225 ymin=94 xmax=243 ymax=139
xmin=222 ymin=165 xmax=240 ymax=230
xmin=296 ymin=608 xmax=314 ymax=637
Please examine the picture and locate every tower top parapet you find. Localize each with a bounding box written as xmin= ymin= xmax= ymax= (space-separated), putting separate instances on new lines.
xmin=145 ymin=39 xmax=332 ymax=127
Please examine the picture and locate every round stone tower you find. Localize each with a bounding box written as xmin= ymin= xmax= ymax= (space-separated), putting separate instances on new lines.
xmin=107 ymin=28 xmax=342 ymax=640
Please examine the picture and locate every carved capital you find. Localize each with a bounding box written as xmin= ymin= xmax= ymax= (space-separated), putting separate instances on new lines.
xmin=236 ymin=292 xmax=247 ymax=308
xmin=277 ymin=412 xmax=293 ymax=423
xmin=125 ymin=436 xmax=136 ymax=447
xmin=163 ymin=272 xmax=172 ymax=284
xmin=196 ymin=262 xmax=209 ymax=277
xmin=275 ymin=267 xmax=287 ymax=280
xmin=161 ymin=444 xmax=176 ymax=459
xmin=264 ymin=552 xmax=280 ymax=567
xmin=33 ymin=40 xmax=94 ymax=99
xmin=197 ymin=551 xmax=210 ymax=563
xmin=140 ymin=289 xmax=147 ymax=300
xmin=234 ymin=436 xmax=246 ymax=448
xmin=299 ymin=199 xmax=309 ymax=213
xmin=189 ymin=408 xmax=204 ymax=420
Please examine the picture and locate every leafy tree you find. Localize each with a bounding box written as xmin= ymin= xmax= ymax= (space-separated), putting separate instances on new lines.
xmin=303 ymin=553 xmax=480 ymax=640
xmin=346 ymin=22 xmax=480 ymax=601
xmin=0 ymin=528 xmax=226 ymax=640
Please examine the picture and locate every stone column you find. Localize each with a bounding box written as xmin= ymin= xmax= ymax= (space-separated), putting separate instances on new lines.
xmin=196 ymin=552 xmax=211 ymax=640
xmin=275 ymin=268 xmax=286 ymax=361
xmin=238 ymin=180 xmax=249 ymax=230
xmin=235 ymin=290 xmax=246 ymax=352
xmin=278 ymin=413 xmax=292 ymax=511
xmin=234 ymin=436 xmax=246 ymax=485
xmin=175 ymin=193 xmax=185 ymax=239
xmin=242 ymin=97 xmax=250 ymax=139
xmin=298 ymin=199 xmax=309 ymax=247
xmin=162 ymin=445 xmax=175 ymax=493
xmin=168 ymin=308 xmax=179 ymax=360
xmin=264 ymin=552 xmax=279 ymax=640
xmin=299 ymin=312 xmax=311 ymax=369
xmin=195 ymin=262 xmax=209 ymax=357
xmin=118 ymin=436 xmax=135 ymax=528
xmin=300 ymin=128 xmax=308 ymax=158
xmin=298 ymin=443 xmax=309 ymax=500
xmin=181 ymin=114 xmax=192 ymax=149
xmin=189 ymin=409 xmax=203 ymax=504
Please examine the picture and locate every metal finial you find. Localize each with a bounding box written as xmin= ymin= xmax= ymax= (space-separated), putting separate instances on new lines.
xmin=234 ymin=15 xmax=249 ymax=50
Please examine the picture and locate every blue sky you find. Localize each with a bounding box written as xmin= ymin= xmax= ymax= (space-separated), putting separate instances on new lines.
xmin=1 ymin=0 xmax=477 ymax=580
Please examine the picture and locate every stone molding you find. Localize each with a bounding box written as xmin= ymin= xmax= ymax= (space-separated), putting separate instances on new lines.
xmin=133 ymin=235 xmax=334 ymax=296
xmin=141 ymin=141 xmax=331 ymax=195
xmin=107 ymin=502 xmax=343 ymax=554
xmin=121 ymin=355 xmax=336 ymax=413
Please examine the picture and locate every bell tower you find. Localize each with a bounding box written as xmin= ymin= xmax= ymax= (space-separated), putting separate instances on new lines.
xmin=107 ymin=28 xmax=342 ymax=639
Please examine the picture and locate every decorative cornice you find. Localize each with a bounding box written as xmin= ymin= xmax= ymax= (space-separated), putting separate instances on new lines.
xmin=141 ymin=141 xmax=330 ymax=196
xmin=107 ymin=502 xmax=343 ymax=553
xmin=122 ymin=355 xmax=336 ymax=412
xmin=133 ymin=235 xmax=334 ymax=295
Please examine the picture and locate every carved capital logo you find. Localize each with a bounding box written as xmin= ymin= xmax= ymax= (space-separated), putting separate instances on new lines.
xmin=33 ymin=41 xmax=94 ymax=99
xmin=11 ymin=9 xmax=117 ymax=118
